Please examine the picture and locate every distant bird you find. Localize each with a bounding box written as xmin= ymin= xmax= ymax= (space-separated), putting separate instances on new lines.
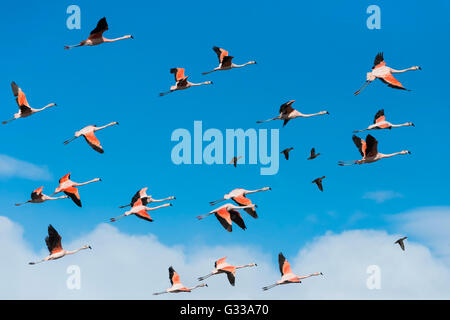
xmin=257 ymin=100 xmax=329 ymax=127
xmin=110 ymin=198 xmax=172 ymax=222
xmin=63 ymin=122 xmax=119 ymax=153
xmin=198 ymin=257 xmax=257 ymax=286
xmin=153 ymin=266 xmax=208 ymax=295
xmin=64 ymin=17 xmax=133 ymax=49
xmin=53 ymin=173 xmax=101 ymax=207
xmin=197 ymin=203 xmax=255 ymax=232
xmin=312 ymin=176 xmax=326 ymax=192
xmin=353 ymin=109 xmax=415 ymax=133
xmin=15 ymin=187 xmax=68 ymax=206
xmin=3 ymin=82 xmax=56 ymax=125
xmin=262 ymin=253 xmax=323 ymax=291
xmin=338 ymin=134 xmax=411 ymax=166
xmin=209 ymin=187 xmax=271 ymax=219
xmin=159 ymin=68 xmax=212 ymax=96
xmin=354 ymin=52 xmax=421 ymax=95
xmin=29 ymin=225 xmax=91 ymax=265
xmin=229 ymin=156 xmax=243 ymax=167
xmin=202 ymin=46 xmax=257 ymax=75
xmin=119 ymin=187 xmax=175 ymax=208
xmin=395 ymin=237 xmax=408 ymax=251
xmin=281 ymin=147 xmax=294 ymax=160
xmin=307 ymin=148 xmax=320 ymax=160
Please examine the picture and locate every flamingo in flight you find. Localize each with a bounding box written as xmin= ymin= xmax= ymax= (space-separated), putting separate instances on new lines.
xmin=29 ymin=225 xmax=91 ymax=265
xmin=307 ymin=148 xmax=320 ymax=160
xmin=262 ymin=253 xmax=323 ymax=291
xmin=353 ymin=109 xmax=415 ymax=133
xmin=197 ymin=203 xmax=255 ymax=232
xmin=153 ymin=266 xmax=208 ymax=295
xmin=53 ymin=173 xmax=101 ymax=207
xmin=15 ymin=187 xmax=68 ymax=206
xmin=119 ymin=187 xmax=175 ymax=208
xmin=202 ymin=46 xmax=257 ymax=75
xmin=395 ymin=237 xmax=408 ymax=251
xmin=257 ymin=100 xmax=329 ymax=127
xmin=159 ymin=68 xmax=212 ymax=96
xmin=229 ymin=156 xmax=243 ymax=167
xmin=64 ymin=17 xmax=133 ymax=49
xmin=3 ymin=82 xmax=56 ymax=125
xmin=281 ymin=147 xmax=294 ymax=160
xmin=209 ymin=187 xmax=271 ymax=219
xmin=198 ymin=257 xmax=257 ymax=286
xmin=312 ymin=176 xmax=326 ymax=192
xmin=354 ymin=52 xmax=421 ymax=95
xmin=338 ymin=134 xmax=411 ymax=166
xmin=110 ymin=198 xmax=172 ymax=222
xmin=63 ymin=122 xmax=119 ymax=154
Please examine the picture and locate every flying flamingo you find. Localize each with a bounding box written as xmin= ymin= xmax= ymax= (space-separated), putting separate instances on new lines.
xmin=256 ymin=100 xmax=329 ymax=127
xmin=198 ymin=257 xmax=257 ymax=286
xmin=281 ymin=147 xmax=294 ymax=160
xmin=3 ymin=82 xmax=56 ymax=125
xmin=307 ymin=148 xmax=320 ymax=160
xmin=197 ymin=203 xmax=255 ymax=232
xmin=153 ymin=266 xmax=208 ymax=295
xmin=395 ymin=237 xmax=408 ymax=251
xmin=262 ymin=253 xmax=323 ymax=291
xmin=15 ymin=187 xmax=68 ymax=206
xmin=110 ymin=198 xmax=172 ymax=222
xmin=63 ymin=122 xmax=119 ymax=154
xmin=202 ymin=46 xmax=257 ymax=75
xmin=353 ymin=109 xmax=415 ymax=133
xmin=338 ymin=134 xmax=411 ymax=166
xmin=29 ymin=225 xmax=91 ymax=265
xmin=312 ymin=176 xmax=326 ymax=192
xmin=229 ymin=156 xmax=243 ymax=167
xmin=354 ymin=52 xmax=421 ymax=95
xmin=159 ymin=68 xmax=212 ymax=96
xmin=119 ymin=187 xmax=175 ymax=208
xmin=64 ymin=17 xmax=133 ymax=49
xmin=209 ymin=187 xmax=271 ymax=219
xmin=53 ymin=173 xmax=101 ymax=207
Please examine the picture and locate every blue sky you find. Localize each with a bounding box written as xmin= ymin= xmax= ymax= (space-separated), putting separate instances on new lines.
xmin=0 ymin=0 xmax=449 ymax=286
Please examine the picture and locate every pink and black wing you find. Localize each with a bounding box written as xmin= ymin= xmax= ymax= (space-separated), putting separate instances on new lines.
xmin=229 ymin=209 xmax=247 ymax=230
xmin=352 ymin=135 xmax=366 ymax=157
xmin=365 ymin=134 xmax=378 ymax=157
xmin=372 ymin=52 xmax=386 ymax=70
xmin=31 ymin=186 xmax=44 ymax=200
xmin=45 ymin=224 xmax=63 ymax=254
xmin=89 ymin=17 xmax=108 ymax=39
xmin=373 ymin=109 xmax=385 ymax=124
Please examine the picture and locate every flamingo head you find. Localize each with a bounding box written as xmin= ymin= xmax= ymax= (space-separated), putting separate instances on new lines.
xmin=402 ymin=150 xmax=411 ymax=155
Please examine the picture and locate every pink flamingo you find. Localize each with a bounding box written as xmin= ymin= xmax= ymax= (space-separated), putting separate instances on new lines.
xmin=110 ymin=198 xmax=172 ymax=222
xmin=202 ymin=46 xmax=256 ymax=75
xmin=338 ymin=134 xmax=411 ymax=166
xmin=15 ymin=187 xmax=68 ymax=206
xmin=153 ymin=267 xmax=208 ymax=295
xmin=198 ymin=257 xmax=257 ymax=286
xmin=3 ymin=82 xmax=56 ymax=125
xmin=257 ymin=100 xmax=329 ymax=127
xmin=160 ymin=68 xmax=212 ymax=96
xmin=262 ymin=253 xmax=323 ymax=290
xmin=197 ymin=203 xmax=255 ymax=232
xmin=63 ymin=122 xmax=119 ymax=154
xmin=353 ymin=109 xmax=414 ymax=133
xmin=119 ymin=187 xmax=175 ymax=208
xmin=354 ymin=52 xmax=421 ymax=95
xmin=64 ymin=17 xmax=133 ymax=49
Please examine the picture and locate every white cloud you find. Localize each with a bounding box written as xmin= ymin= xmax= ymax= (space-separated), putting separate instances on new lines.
xmin=0 ymin=213 xmax=449 ymax=299
xmin=363 ymin=190 xmax=403 ymax=203
xmin=0 ymin=154 xmax=51 ymax=181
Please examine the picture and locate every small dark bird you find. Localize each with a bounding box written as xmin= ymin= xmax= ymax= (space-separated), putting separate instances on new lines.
xmin=395 ymin=237 xmax=408 ymax=251
xmin=280 ymin=147 xmax=294 ymax=160
xmin=312 ymin=176 xmax=326 ymax=191
xmin=229 ymin=156 xmax=242 ymax=167
xmin=307 ymin=148 xmax=320 ymax=160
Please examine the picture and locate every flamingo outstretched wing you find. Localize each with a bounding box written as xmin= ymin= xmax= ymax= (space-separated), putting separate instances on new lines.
xmin=169 ymin=266 xmax=181 ymax=285
xmin=213 ymin=46 xmax=229 ymax=64
xmin=64 ymin=187 xmax=81 ymax=207
xmin=31 ymin=186 xmax=44 ymax=200
xmin=352 ymin=135 xmax=367 ymax=157
xmin=229 ymin=209 xmax=247 ymax=230
xmin=89 ymin=17 xmax=108 ymax=39
xmin=278 ymin=253 xmax=293 ymax=276
xmin=380 ymin=73 xmax=406 ymax=90
xmin=83 ymin=131 xmax=104 ymax=153
xmin=45 ymin=225 xmax=63 ymax=254
xmin=365 ymin=134 xmax=378 ymax=157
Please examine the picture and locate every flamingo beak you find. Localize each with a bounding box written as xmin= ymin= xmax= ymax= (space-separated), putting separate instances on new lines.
xmin=88 ymin=246 xmax=92 ymax=249
xmin=411 ymin=123 xmax=415 ymax=127
xmin=130 ymin=35 xmax=134 ymax=39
